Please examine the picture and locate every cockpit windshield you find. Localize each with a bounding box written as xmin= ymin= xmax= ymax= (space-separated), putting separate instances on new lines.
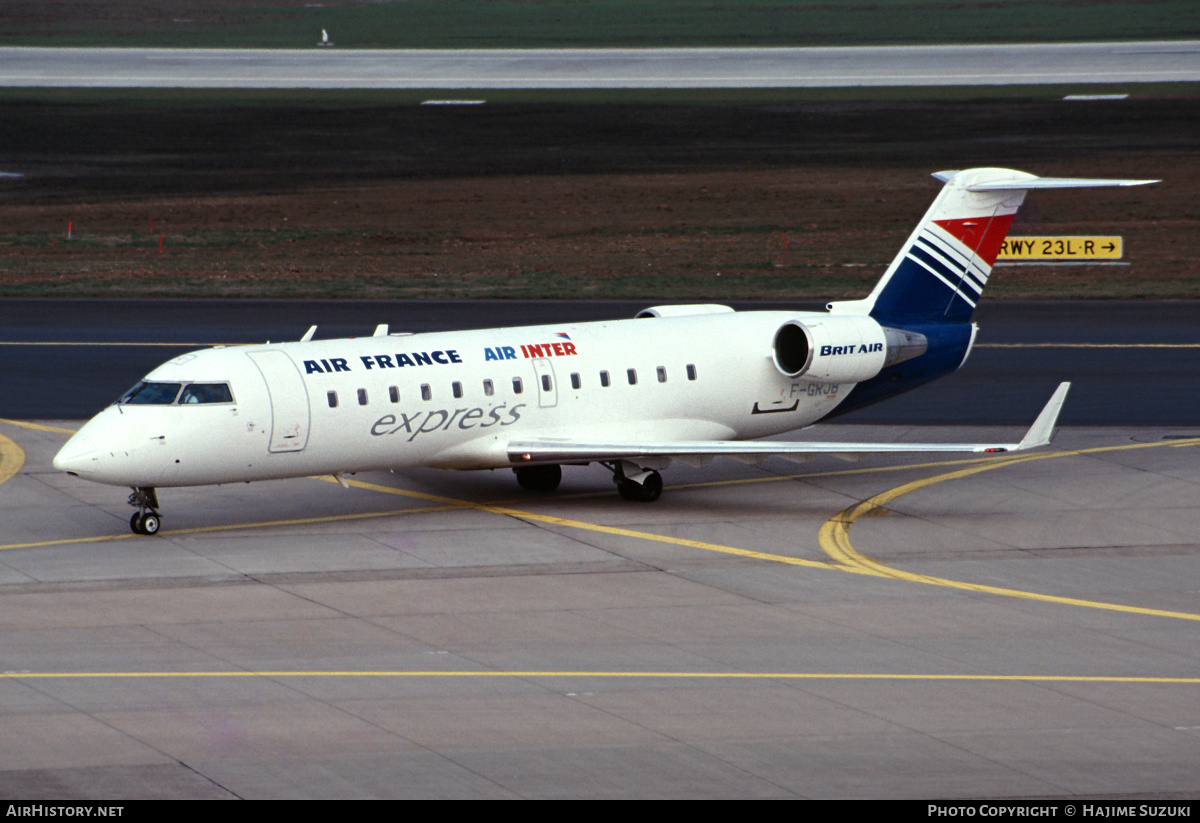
xmin=117 ymin=381 xmax=234 ymax=406
xmin=119 ymin=382 xmax=181 ymax=405
xmin=179 ymin=383 xmax=234 ymax=404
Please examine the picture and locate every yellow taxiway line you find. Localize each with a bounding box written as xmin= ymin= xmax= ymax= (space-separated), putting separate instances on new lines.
xmin=818 ymin=438 xmax=1200 ymax=622
xmin=1 ymin=670 xmax=1197 ymax=684
xmin=0 ymin=432 xmax=26 ymax=487
xmin=0 ymin=418 xmax=78 ymax=435
xmin=318 ymin=475 xmax=849 ymax=572
xmin=3 ymin=418 xmax=1198 ymax=622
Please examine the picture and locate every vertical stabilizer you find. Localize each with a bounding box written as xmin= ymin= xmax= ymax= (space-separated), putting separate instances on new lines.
xmin=828 ymin=168 xmax=1157 ymax=325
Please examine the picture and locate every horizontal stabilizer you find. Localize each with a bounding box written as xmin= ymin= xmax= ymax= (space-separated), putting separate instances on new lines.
xmin=844 ymin=168 xmax=1158 ymax=325
xmin=932 ymin=170 xmax=1158 ymax=190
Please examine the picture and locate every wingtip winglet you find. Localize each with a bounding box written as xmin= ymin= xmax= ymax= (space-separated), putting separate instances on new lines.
xmin=1017 ymin=382 xmax=1071 ymax=450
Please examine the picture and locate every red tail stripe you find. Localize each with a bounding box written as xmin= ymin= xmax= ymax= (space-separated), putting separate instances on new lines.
xmin=933 ymin=214 xmax=1015 ymax=267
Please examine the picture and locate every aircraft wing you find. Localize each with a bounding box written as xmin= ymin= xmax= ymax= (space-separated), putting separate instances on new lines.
xmin=509 ymin=383 xmax=1069 ymax=467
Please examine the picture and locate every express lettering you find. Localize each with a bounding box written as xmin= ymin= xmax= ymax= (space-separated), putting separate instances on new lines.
xmin=370 ymin=403 xmax=526 ymax=442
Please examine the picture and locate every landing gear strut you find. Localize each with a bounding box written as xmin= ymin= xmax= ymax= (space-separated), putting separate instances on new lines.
xmin=514 ymin=464 xmax=562 ymax=492
xmin=127 ymin=486 xmax=161 ymax=535
xmin=605 ymin=461 xmax=663 ymax=502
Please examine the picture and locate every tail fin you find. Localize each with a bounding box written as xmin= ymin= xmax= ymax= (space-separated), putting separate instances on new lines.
xmin=829 ymin=168 xmax=1157 ymax=325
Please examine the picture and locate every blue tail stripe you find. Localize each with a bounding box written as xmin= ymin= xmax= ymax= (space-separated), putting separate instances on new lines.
xmin=913 ymin=238 xmax=984 ymax=293
xmin=917 ymin=226 xmax=995 ymax=291
xmin=870 ymin=256 xmax=976 ymax=324
xmin=908 ymin=245 xmax=979 ymax=295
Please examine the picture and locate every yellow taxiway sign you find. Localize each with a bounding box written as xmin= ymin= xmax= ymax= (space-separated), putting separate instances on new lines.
xmin=998 ymin=236 xmax=1123 ymax=259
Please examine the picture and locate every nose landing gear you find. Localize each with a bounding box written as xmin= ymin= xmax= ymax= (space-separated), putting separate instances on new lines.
xmin=127 ymin=486 xmax=162 ymax=535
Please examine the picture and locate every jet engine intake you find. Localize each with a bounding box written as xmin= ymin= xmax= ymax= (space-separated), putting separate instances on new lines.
xmin=772 ymin=321 xmax=813 ymax=377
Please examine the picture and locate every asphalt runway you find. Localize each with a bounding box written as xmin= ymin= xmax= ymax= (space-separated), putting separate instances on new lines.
xmin=2 ymin=43 xmax=1199 ymax=88
xmin=0 ymin=298 xmax=1199 ymax=798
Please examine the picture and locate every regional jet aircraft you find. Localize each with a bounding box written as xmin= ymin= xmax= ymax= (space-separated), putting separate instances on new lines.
xmin=54 ymin=168 xmax=1155 ymax=534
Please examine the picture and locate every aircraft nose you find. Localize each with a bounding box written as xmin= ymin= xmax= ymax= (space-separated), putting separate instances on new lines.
xmin=53 ymin=433 xmax=97 ymax=474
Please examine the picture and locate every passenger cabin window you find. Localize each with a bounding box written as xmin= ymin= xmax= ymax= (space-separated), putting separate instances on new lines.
xmin=179 ymin=383 xmax=234 ymax=404
xmin=570 ymin=373 xmax=581 ymax=390
xmin=600 ymin=370 xmax=610 ymax=388
xmin=627 ymin=368 xmax=638 ymax=385
xmin=119 ymin=382 xmax=181 ymax=405
xmin=541 ymin=374 xmax=552 ymax=392
xmin=327 ymin=391 xmax=338 ymax=408
xmin=452 ymin=381 xmax=463 ymax=399
xmin=656 ymin=367 xmax=667 ymax=383
xmin=357 ymin=388 xmax=368 ymax=406
xmin=483 ymin=379 xmax=494 ymax=397
xmin=513 ymin=377 xmax=523 ymax=394
xmin=421 ymin=384 xmax=432 ymax=401
xmin=687 ymin=364 xmax=697 ymax=381
xmin=389 ymin=386 xmax=400 ymax=403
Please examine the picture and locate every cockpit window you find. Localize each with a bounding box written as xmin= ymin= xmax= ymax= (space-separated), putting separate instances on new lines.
xmin=118 ymin=381 xmax=234 ymax=405
xmin=179 ymin=383 xmax=234 ymax=404
xmin=119 ymin=382 xmax=181 ymax=405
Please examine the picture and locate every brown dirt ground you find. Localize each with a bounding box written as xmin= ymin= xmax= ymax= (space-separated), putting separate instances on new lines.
xmin=0 ymin=99 xmax=1196 ymax=301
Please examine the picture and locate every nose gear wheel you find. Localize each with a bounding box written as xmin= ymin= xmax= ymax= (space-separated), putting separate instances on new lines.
xmin=127 ymin=487 xmax=162 ymax=535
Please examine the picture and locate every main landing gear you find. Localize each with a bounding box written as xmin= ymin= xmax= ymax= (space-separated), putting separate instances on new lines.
xmin=606 ymin=461 xmax=663 ymax=503
xmin=513 ymin=462 xmax=663 ymax=501
xmin=128 ymin=486 xmax=162 ymax=535
xmin=513 ymin=464 xmax=562 ymax=492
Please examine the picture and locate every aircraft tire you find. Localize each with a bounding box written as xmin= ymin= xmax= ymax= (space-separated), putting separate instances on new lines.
xmin=140 ymin=513 xmax=161 ymax=535
xmin=639 ymin=471 xmax=663 ymax=502
xmin=515 ymin=464 xmax=562 ymax=492
xmin=617 ymin=471 xmax=662 ymax=502
xmin=130 ymin=512 xmax=144 ymax=534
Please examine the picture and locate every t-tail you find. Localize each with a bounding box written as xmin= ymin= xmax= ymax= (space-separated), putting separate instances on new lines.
xmin=826 ymin=168 xmax=1156 ymax=414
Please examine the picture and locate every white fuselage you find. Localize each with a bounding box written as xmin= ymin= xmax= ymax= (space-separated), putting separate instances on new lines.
xmin=53 ymin=310 xmax=881 ymax=488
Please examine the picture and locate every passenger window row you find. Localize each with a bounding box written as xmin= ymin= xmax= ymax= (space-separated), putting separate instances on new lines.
xmin=325 ymin=364 xmax=697 ymax=408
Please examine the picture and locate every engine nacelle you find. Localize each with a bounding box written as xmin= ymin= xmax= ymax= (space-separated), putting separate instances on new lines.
xmin=772 ymin=315 xmax=889 ymax=383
